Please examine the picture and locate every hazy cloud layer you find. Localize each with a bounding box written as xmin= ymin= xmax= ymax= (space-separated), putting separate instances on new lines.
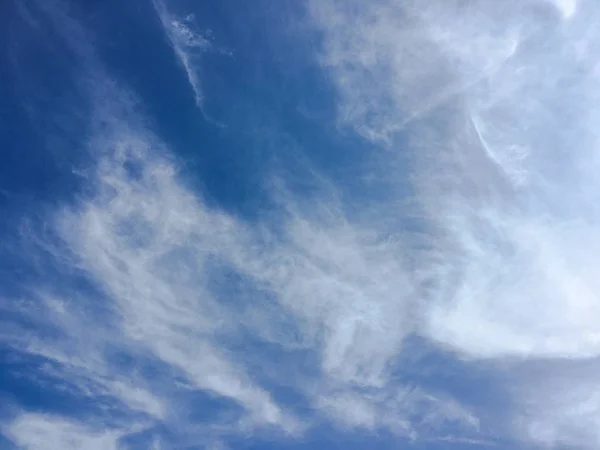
xmin=310 ymin=0 xmax=600 ymax=447
xmin=153 ymin=0 xmax=229 ymax=110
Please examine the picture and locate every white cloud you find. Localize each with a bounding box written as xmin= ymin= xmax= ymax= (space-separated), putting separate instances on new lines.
xmin=309 ymin=0 xmax=600 ymax=447
xmin=6 ymin=64 xmax=476 ymax=446
xmin=3 ymin=0 xmax=297 ymax=443
xmin=308 ymin=0 xmax=600 ymax=364
xmin=241 ymin=211 xmax=416 ymax=388
xmin=4 ymin=414 xmax=123 ymax=450
xmin=152 ymin=0 xmax=216 ymax=109
xmin=317 ymin=391 xmax=379 ymax=429
xmin=309 ymin=0 xmax=522 ymax=144
xmin=51 ymin=89 xmax=462 ymax=438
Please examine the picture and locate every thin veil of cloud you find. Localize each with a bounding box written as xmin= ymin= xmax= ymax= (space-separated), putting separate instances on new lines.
xmin=3 ymin=414 xmax=123 ymax=450
xmin=309 ymin=0 xmax=600 ymax=447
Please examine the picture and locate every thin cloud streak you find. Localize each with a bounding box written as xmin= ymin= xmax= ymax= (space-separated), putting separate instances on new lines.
xmin=3 ymin=414 xmax=123 ymax=450
xmin=152 ymin=0 xmax=213 ymax=109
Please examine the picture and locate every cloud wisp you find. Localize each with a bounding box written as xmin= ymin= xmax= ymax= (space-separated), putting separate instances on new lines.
xmin=152 ymin=0 xmax=226 ymax=110
xmin=3 ymin=414 xmax=124 ymax=450
xmin=309 ymin=0 xmax=600 ymax=447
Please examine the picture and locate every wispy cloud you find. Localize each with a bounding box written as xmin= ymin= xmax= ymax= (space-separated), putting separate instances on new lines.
xmin=152 ymin=0 xmax=226 ymax=110
xmin=3 ymin=414 xmax=124 ymax=450
xmin=309 ymin=0 xmax=600 ymax=447
xmin=56 ymin=114 xmax=300 ymax=433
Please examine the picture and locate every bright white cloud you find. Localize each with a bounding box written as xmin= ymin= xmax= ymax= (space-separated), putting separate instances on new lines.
xmin=152 ymin=0 xmax=216 ymax=109
xmin=4 ymin=414 xmax=123 ymax=450
xmin=309 ymin=0 xmax=600 ymax=359
xmin=47 ymin=88 xmax=470 ymax=439
xmin=310 ymin=0 xmax=587 ymax=357
xmin=57 ymin=89 xmax=301 ymax=435
xmin=315 ymin=386 xmax=478 ymax=438
xmin=551 ymin=0 xmax=578 ymax=18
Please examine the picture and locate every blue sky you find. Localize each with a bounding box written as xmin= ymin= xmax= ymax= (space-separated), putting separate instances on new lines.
xmin=1 ymin=0 xmax=599 ymax=448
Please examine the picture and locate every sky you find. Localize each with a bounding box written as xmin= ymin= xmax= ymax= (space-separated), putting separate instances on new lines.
xmin=1 ymin=0 xmax=600 ymax=449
